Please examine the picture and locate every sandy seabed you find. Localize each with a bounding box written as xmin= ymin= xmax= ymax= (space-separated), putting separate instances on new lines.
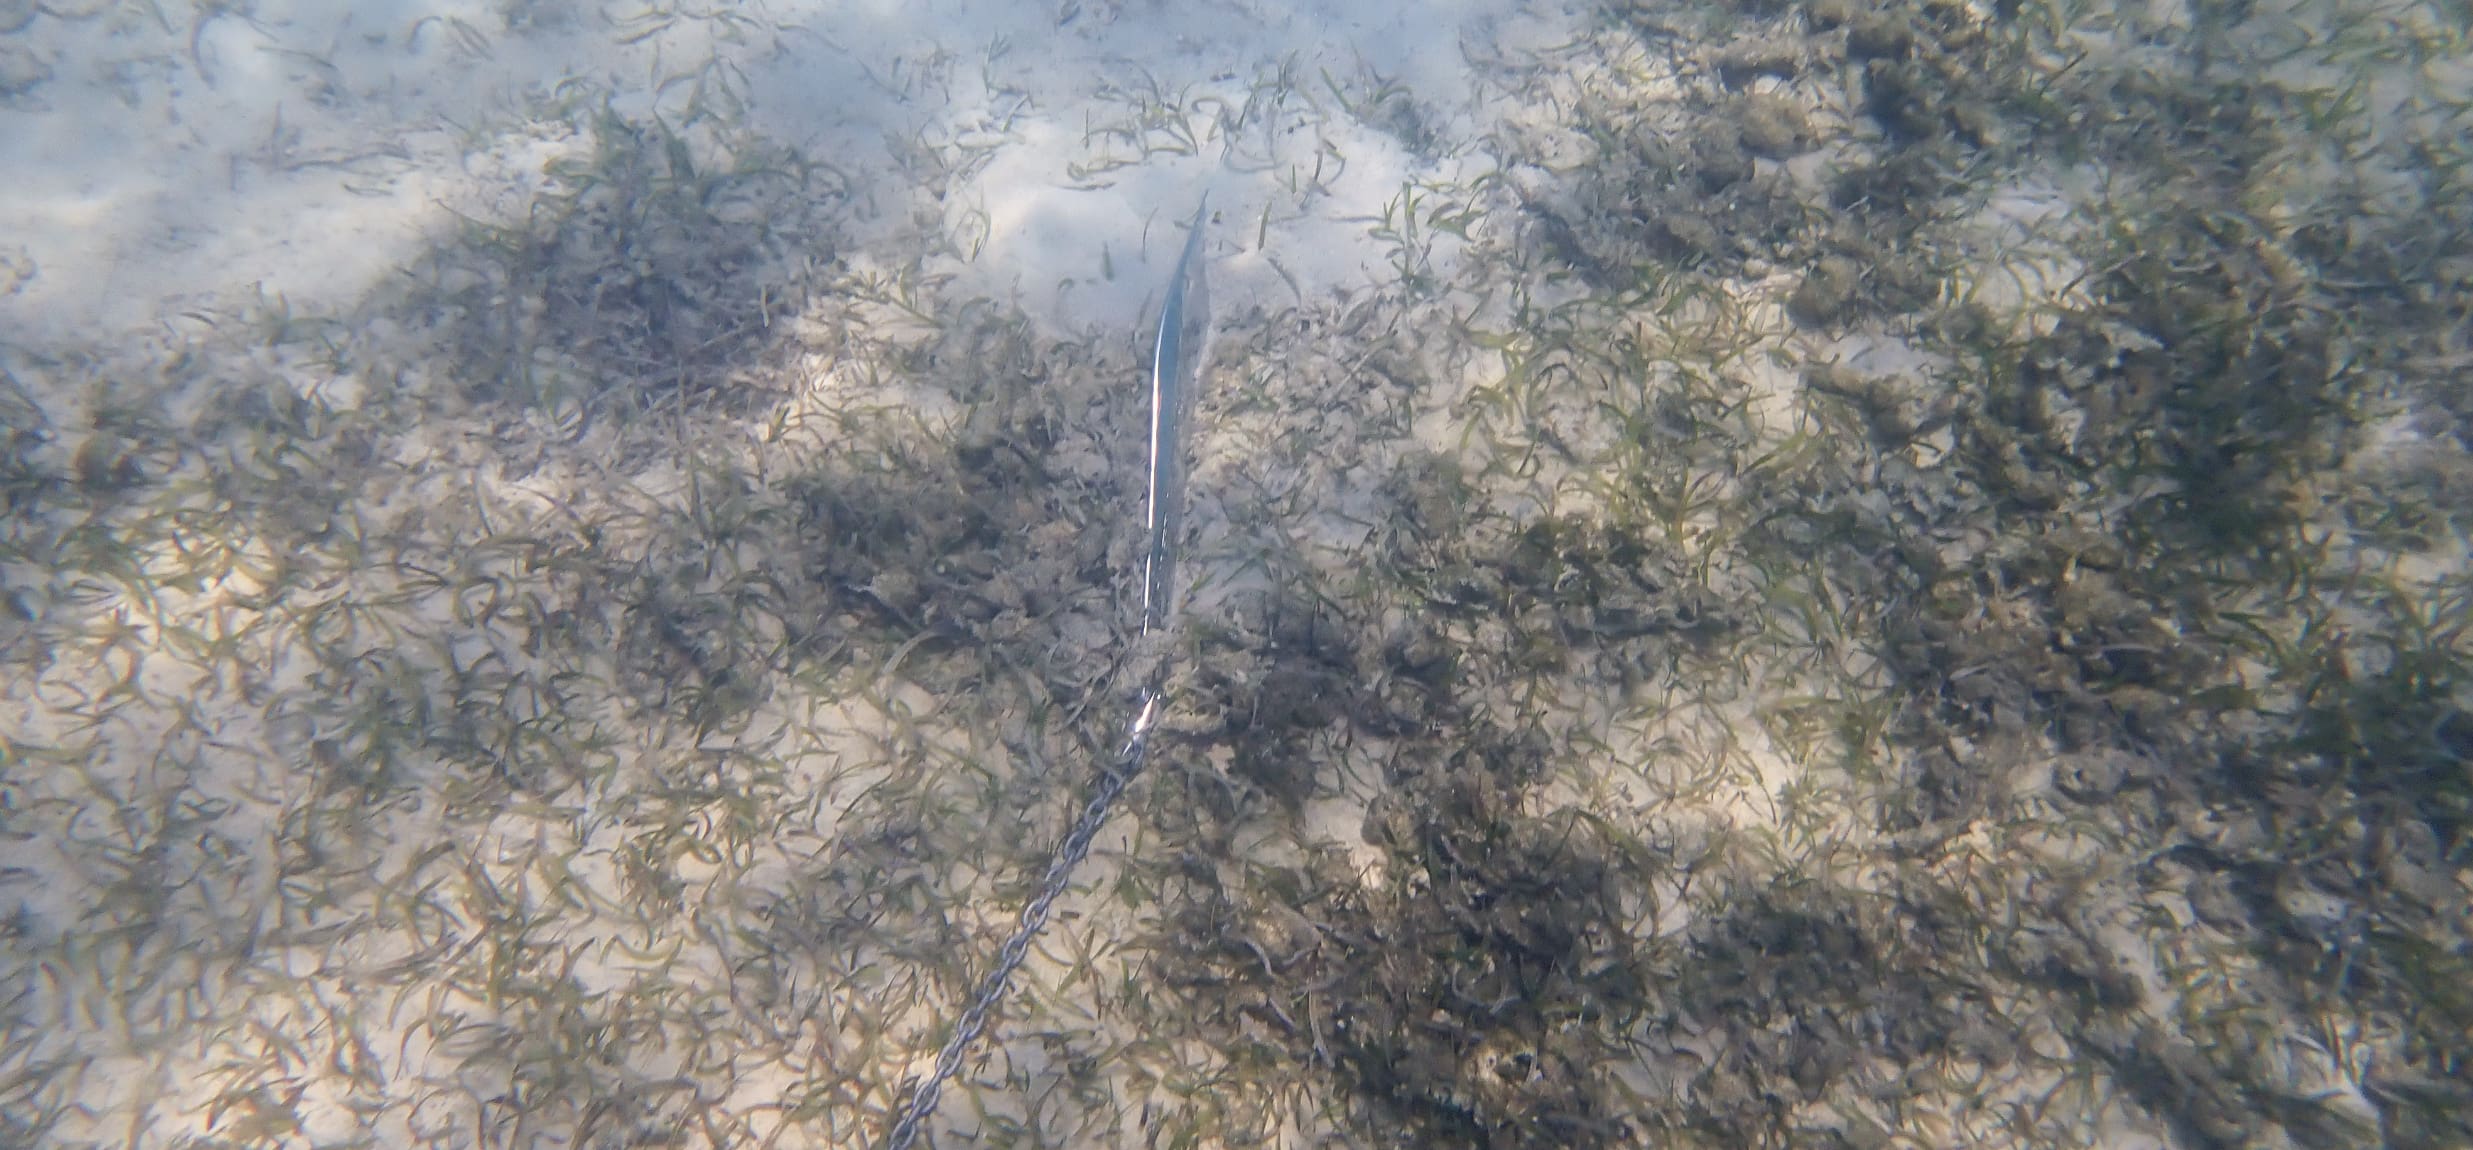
xmin=3 ymin=1 xmax=2470 ymax=1148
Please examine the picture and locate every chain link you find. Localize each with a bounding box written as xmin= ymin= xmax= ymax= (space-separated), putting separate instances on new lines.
xmin=880 ymin=690 xmax=1162 ymax=1150
xmin=882 ymin=196 xmax=1206 ymax=1148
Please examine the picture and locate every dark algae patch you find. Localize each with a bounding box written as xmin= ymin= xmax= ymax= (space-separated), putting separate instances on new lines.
xmin=403 ymin=96 xmax=844 ymax=436
xmin=1154 ymin=730 xmax=1655 ymax=1150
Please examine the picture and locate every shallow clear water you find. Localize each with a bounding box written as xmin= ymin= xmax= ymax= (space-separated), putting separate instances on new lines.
xmin=2 ymin=2 xmax=2468 ymax=1148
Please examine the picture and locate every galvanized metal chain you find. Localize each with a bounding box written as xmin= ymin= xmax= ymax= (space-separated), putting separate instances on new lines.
xmin=880 ymin=690 xmax=1162 ymax=1150
xmin=881 ymin=194 xmax=1209 ymax=1150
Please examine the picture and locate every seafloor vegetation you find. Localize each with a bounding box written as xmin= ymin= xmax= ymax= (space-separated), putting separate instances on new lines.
xmin=2 ymin=0 xmax=2469 ymax=1147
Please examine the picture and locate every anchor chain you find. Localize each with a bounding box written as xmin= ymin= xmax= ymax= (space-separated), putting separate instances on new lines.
xmin=880 ymin=691 xmax=1163 ymax=1150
